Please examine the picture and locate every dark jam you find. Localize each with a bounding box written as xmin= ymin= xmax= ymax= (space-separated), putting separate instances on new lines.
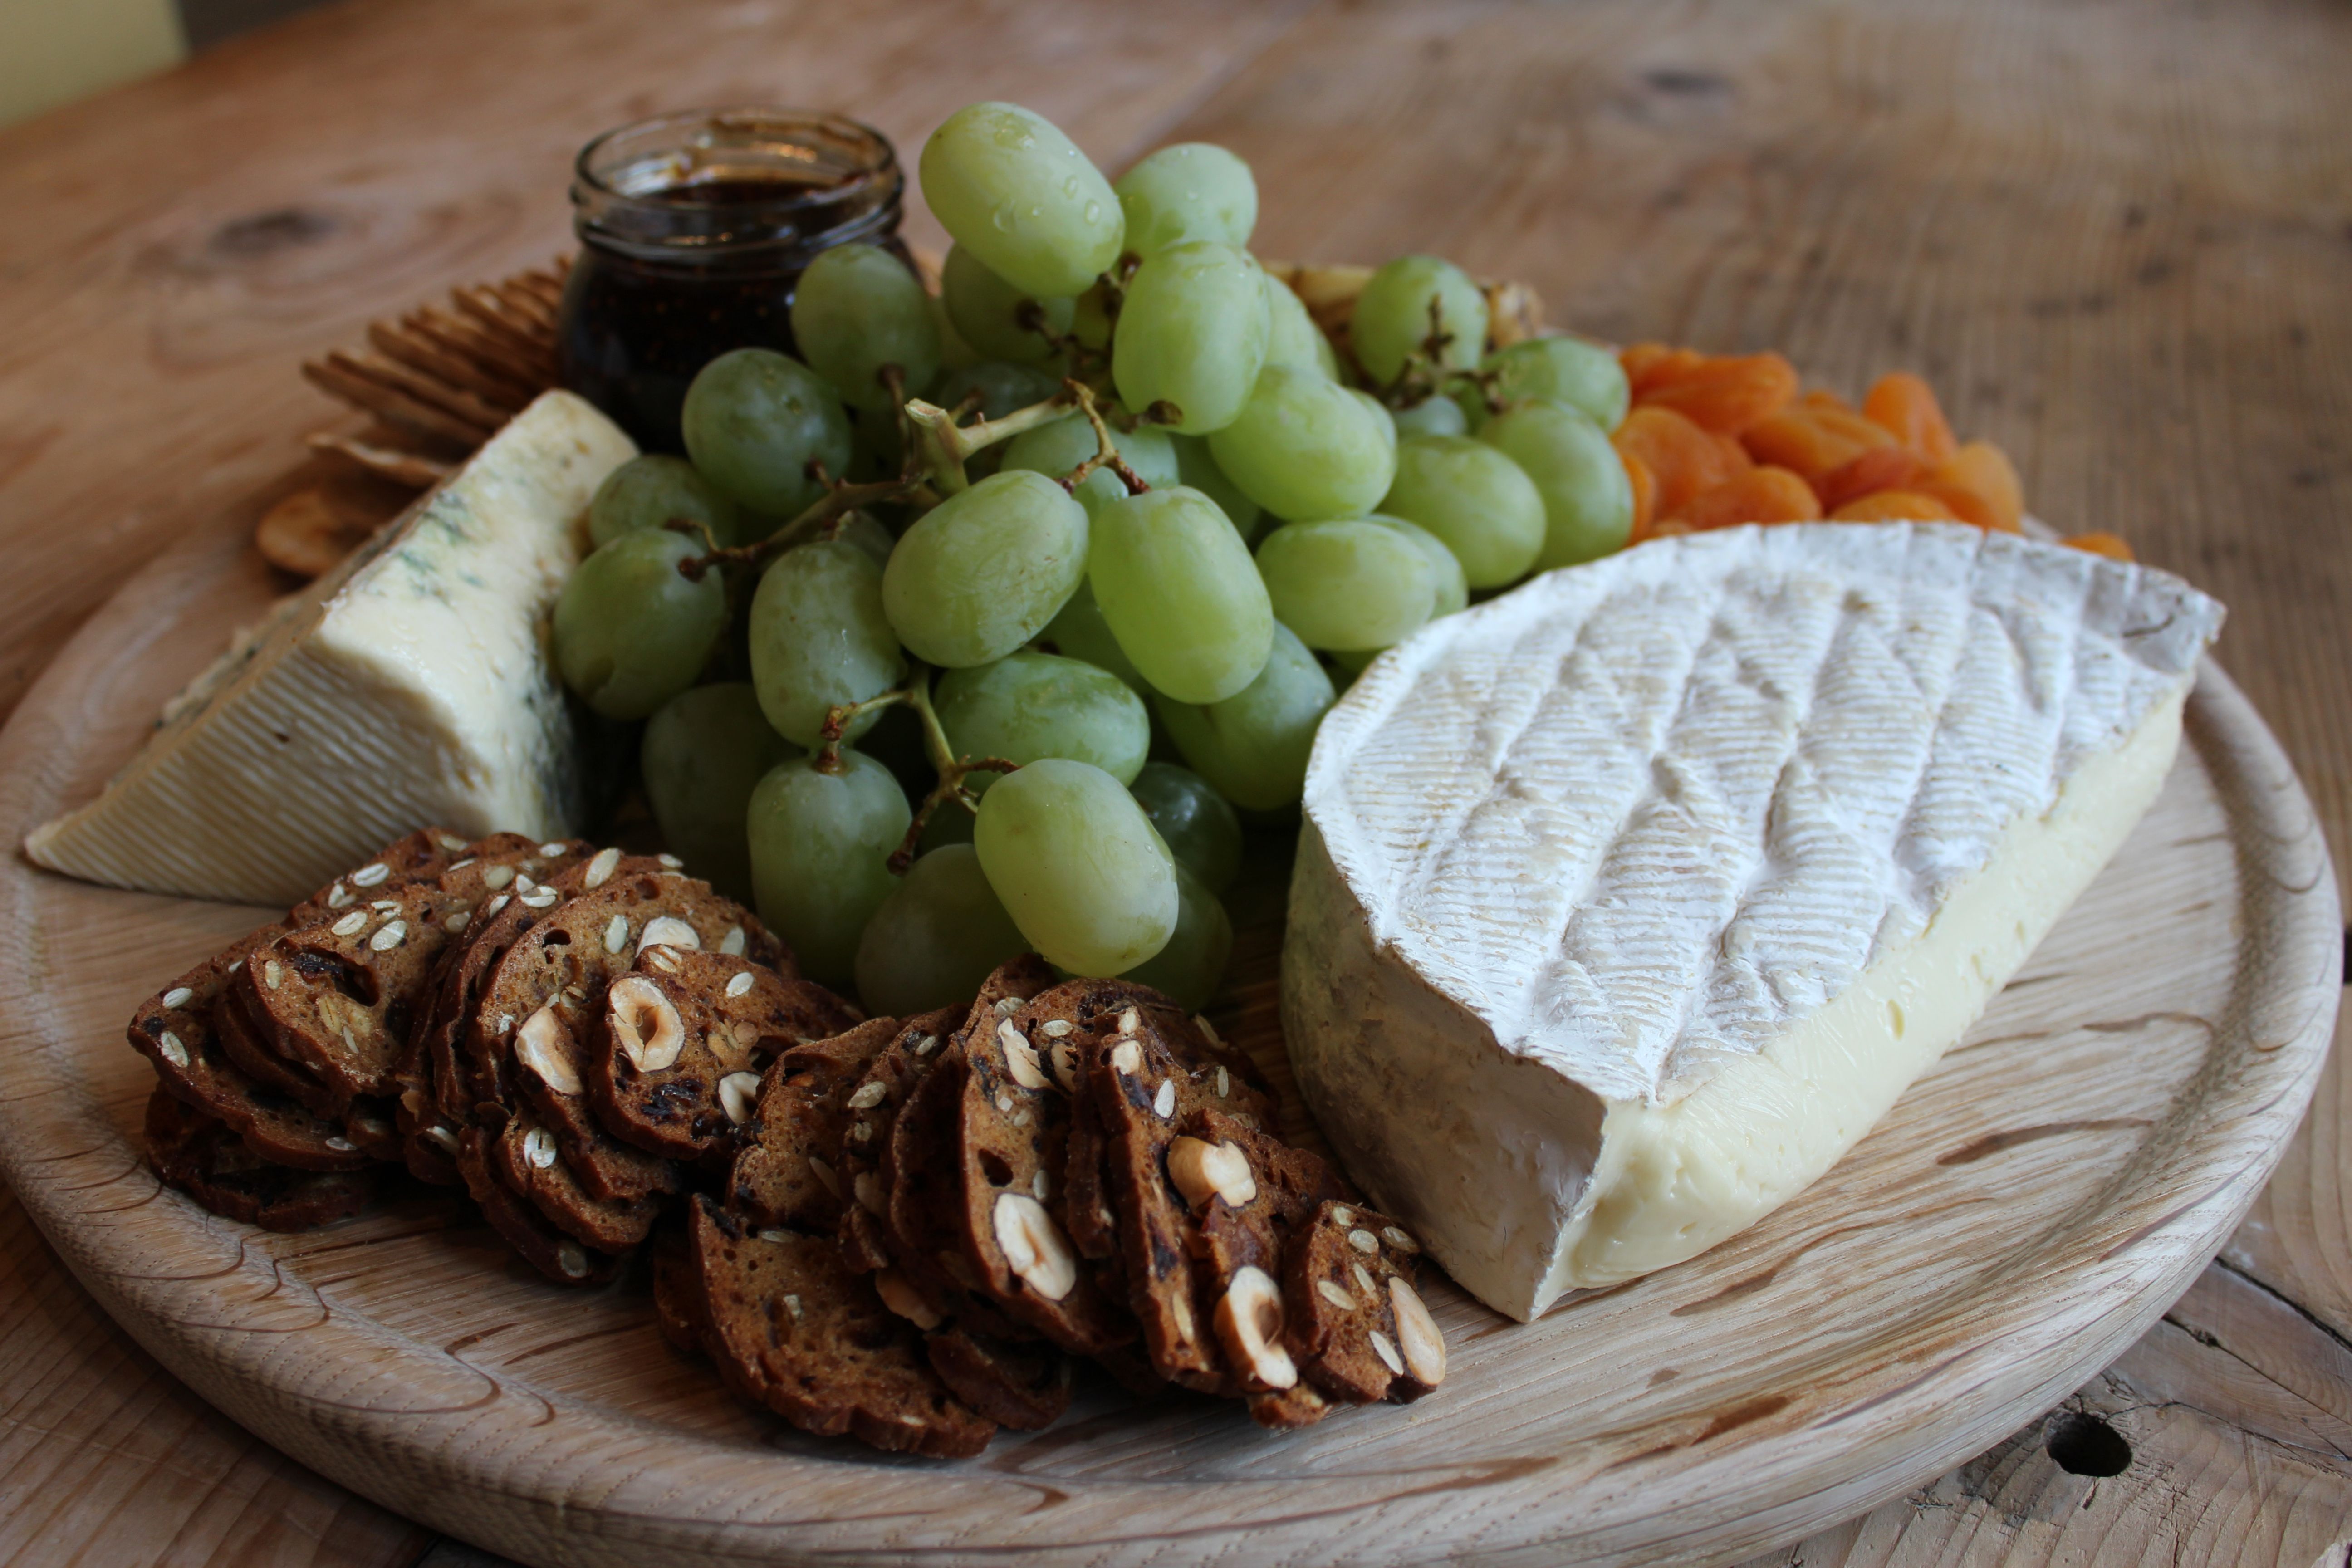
xmin=557 ymin=112 xmax=909 ymax=453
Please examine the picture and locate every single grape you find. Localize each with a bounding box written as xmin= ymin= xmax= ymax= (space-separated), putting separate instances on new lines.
xmin=746 ymin=750 xmax=912 ymax=987
xmin=553 ymin=530 xmax=728 ymax=719
xmin=930 ymin=360 xmax=1064 ymax=424
xmin=1036 ymin=578 xmax=1148 ymax=695
xmin=1380 ymin=433 xmax=1547 ymax=586
xmin=941 ymin=243 xmax=1073 ymax=365
xmin=1254 ymin=519 xmax=1436 ymax=651
xmin=919 ymin=102 xmax=1124 ymax=299
xmin=1352 ymin=388 xmax=1399 ymax=454
xmin=1389 ymin=394 xmax=1468 ymax=439
xmin=1070 ymin=277 xmax=1117 ymax=353
xmin=1207 ymin=363 xmax=1397 ymax=523
xmin=642 ymin=683 xmax=799 ymax=903
xmin=1000 ymin=409 xmax=1178 ymax=515
xmin=747 ymin=539 xmax=906 ymax=747
xmin=1128 ymin=760 xmax=1242 ymax=894
xmin=1089 ymin=485 xmax=1274 ymax=703
xmin=974 ymin=758 xmax=1177 ymax=975
xmin=1112 ymin=240 xmax=1270 ymax=435
xmin=789 ymin=243 xmax=941 ymax=413
xmin=832 ymin=511 xmax=897 ymax=568
xmin=1114 ymin=142 xmax=1257 ymax=252
xmin=1170 ymin=433 xmax=1262 ymax=539
xmin=882 ymin=469 xmax=1089 ymax=667
xmin=1261 ymin=273 xmax=1338 ymax=378
xmin=1480 ymin=397 xmax=1634 ymax=568
xmin=1485 ymin=334 xmax=1630 ymax=429
xmin=930 ymin=292 xmax=982 ymax=372
xmin=1117 ymin=862 xmax=1232 ymax=1011
xmin=853 ymin=844 xmax=1032 ymax=1016
xmin=934 ymin=650 xmax=1150 ymax=784
xmin=1350 ymin=255 xmax=1489 ymax=386
xmin=1367 ymin=514 xmax=1467 ymax=618
xmin=588 ymin=454 xmax=743 ymax=550
xmin=1153 ymin=623 xmax=1334 ymax=812
xmin=681 ymin=349 xmax=853 ymax=517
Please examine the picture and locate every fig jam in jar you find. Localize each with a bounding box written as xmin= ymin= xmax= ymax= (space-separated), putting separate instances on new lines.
xmin=557 ymin=109 xmax=910 ymax=452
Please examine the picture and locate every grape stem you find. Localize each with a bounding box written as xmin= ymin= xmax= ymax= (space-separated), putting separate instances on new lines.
xmin=903 ymin=385 xmax=1081 ymax=495
xmin=1055 ymin=380 xmax=1152 ymax=497
xmin=1367 ymin=295 xmax=1468 ymax=410
xmin=813 ymin=664 xmax=1021 ymax=872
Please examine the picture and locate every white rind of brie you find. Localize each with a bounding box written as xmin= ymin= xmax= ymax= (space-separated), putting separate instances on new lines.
xmin=1283 ymin=523 xmax=2225 ymax=1321
xmin=26 ymin=392 xmax=634 ymax=907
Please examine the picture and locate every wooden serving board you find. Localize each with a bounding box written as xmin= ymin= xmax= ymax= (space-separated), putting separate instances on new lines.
xmin=0 ymin=506 xmax=2335 ymax=1568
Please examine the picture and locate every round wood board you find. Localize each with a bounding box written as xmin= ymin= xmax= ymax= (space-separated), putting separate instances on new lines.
xmin=0 ymin=512 xmax=2336 ymax=1568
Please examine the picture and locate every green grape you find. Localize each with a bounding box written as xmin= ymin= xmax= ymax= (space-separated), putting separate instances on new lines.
xmin=747 ymin=539 xmax=906 ymax=747
xmin=553 ymin=530 xmax=728 ymax=720
xmin=1390 ymin=394 xmax=1468 ymax=439
xmin=917 ymin=804 xmax=977 ymax=855
xmin=974 ymin=758 xmax=1177 ymax=975
xmin=1485 ymin=334 xmax=1629 ymax=429
xmin=919 ymin=102 xmax=1124 ymax=300
xmin=642 ymin=683 xmax=799 ymax=903
xmin=1368 ymin=514 xmax=1467 ymax=618
xmin=931 ymin=292 xmax=983 ymax=371
xmin=1128 ymin=760 xmax=1242 ymax=893
xmin=1350 ymin=255 xmax=1489 ymax=385
xmin=832 ymin=511 xmax=897 ymax=568
xmin=1153 ymin=623 xmax=1334 ymax=812
xmin=1037 ymin=578 xmax=1147 ymax=695
xmin=881 ymin=469 xmax=1089 ymax=667
xmin=1206 ymin=364 xmax=1397 ymax=523
xmin=1118 ymin=862 xmax=1231 ymax=1011
xmin=1111 ymin=240 xmax=1270 ymax=435
xmin=1089 ymin=486 xmax=1273 ymax=703
xmin=1480 ymin=398 xmax=1634 ymax=568
xmin=1114 ymin=142 xmax=1257 ymax=252
xmin=588 ymin=455 xmax=742 ymax=550
xmin=934 ymin=650 xmax=1149 ymax=784
xmin=747 ymin=750 xmax=912 ymax=987
xmin=853 ymin=844 xmax=1031 ymax=1016
xmin=1254 ymin=519 xmax=1435 ymax=651
xmin=789 ymin=243 xmax=941 ymax=412
xmin=681 ymin=349 xmax=853 ymax=517
xmin=1380 ymin=433 xmax=1546 ymax=586
xmin=1000 ymin=409 xmax=1178 ymax=515
xmin=1170 ymin=433 xmax=1261 ymax=539
xmin=1352 ymin=388 xmax=1398 ymax=454
xmin=1261 ymin=273 xmax=1338 ymax=378
xmin=941 ymin=243 xmax=1073 ymax=365
xmin=844 ymin=402 xmax=907 ymax=484
xmin=1070 ymin=277 xmax=1117 ymax=353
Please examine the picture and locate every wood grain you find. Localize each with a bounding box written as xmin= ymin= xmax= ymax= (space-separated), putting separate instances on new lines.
xmin=0 ymin=0 xmax=2346 ymax=1563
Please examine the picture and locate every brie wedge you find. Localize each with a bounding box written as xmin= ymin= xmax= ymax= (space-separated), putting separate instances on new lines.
xmin=1283 ymin=523 xmax=2224 ymax=1320
xmin=26 ymin=392 xmax=633 ymax=906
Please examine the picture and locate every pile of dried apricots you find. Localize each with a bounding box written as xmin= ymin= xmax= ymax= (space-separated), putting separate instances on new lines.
xmin=1608 ymin=346 xmax=2130 ymax=560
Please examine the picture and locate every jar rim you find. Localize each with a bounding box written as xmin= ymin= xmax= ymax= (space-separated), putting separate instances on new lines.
xmin=573 ymin=107 xmax=900 ymax=214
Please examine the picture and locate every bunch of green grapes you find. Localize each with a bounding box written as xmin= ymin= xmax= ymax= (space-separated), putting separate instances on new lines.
xmin=548 ymin=97 xmax=1647 ymax=1019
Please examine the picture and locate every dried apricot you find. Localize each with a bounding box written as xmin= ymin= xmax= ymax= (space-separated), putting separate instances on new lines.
xmin=1740 ymin=407 xmax=1897 ymax=490
xmin=1817 ymin=446 xmax=1932 ymax=513
xmin=1862 ymin=372 xmax=1959 ymax=461
xmin=1635 ymin=353 xmax=1799 ymax=436
xmin=1613 ymin=406 xmax=1743 ymax=518
xmin=1622 ymin=449 xmax=1658 ymax=541
xmin=1828 ymin=489 xmax=1964 ymax=523
xmin=1801 ymin=388 xmax=1854 ymax=414
xmin=1924 ymin=441 xmax=2024 ymax=533
xmin=1621 ymin=343 xmax=1706 ymax=399
xmin=1677 ymin=466 xmax=1823 ymax=531
xmin=2063 ymin=532 xmax=2134 ymax=561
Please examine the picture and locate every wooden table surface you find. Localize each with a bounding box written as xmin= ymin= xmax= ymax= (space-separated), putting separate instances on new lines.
xmin=1 ymin=0 xmax=2346 ymax=1563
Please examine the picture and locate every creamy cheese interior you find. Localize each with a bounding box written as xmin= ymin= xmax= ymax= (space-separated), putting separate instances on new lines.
xmin=1284 ymin=524 xmax=2224 ymax=1320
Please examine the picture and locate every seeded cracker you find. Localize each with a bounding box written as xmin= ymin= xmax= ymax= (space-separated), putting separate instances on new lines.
xmin=590 ymin=946 xmax=862 ymax=1164
xmin=730 ymin=1014 xmax=908 ymax=1232
xmin=1281 ymin=1198 xmax=1446 ymax=1404
xmin=145 ymin=1088 xmax=373 ymax=1231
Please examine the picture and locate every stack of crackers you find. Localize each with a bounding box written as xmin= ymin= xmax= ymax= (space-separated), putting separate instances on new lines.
xmin=126 ymin=831 xmax=1448 ymax=1454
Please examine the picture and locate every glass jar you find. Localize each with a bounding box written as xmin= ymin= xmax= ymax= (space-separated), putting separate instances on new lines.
xmin=556 ymin=108 xmax=911 ymax=453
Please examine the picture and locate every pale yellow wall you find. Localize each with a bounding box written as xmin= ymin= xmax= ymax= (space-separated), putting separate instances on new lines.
xmin=0 ymin=0 xmax=187 ymax=131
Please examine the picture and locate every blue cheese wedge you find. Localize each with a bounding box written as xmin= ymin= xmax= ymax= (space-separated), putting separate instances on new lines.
xmin=1284 ymin=523 xmax=2224 ymax=1320
xmin=27 ymin=392 xmax=634 ymax=906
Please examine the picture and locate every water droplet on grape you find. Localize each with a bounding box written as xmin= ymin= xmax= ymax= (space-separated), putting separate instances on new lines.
xmin=1083 ymin=201 xmax=1101 ymax=224
xmin=992 ymin=201 xmax=1018 ymax=234
xmin=1063 ymin=175 xmax=1081 ymax=197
